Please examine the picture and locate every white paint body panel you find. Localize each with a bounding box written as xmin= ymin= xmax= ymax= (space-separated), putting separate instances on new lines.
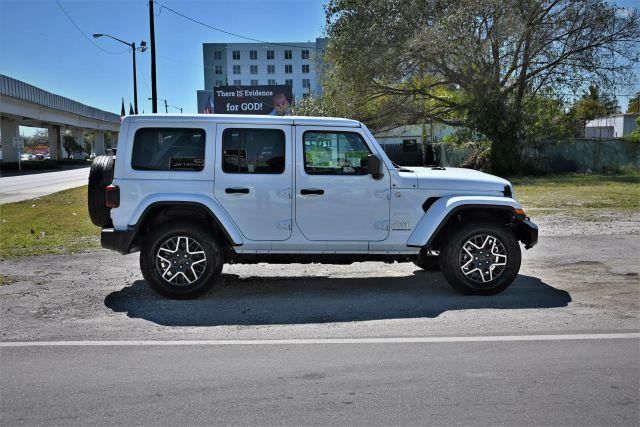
xmin=110 ymin=115 xmax=521 ymax=254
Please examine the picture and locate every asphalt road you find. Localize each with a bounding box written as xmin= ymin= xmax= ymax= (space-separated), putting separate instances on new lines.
xmin=1 ymin=212 xmax=638 ymax=425
xmin=2 ymin=336 xmax=638 ymax=425
xmin=0 ymin=167 xmax=89 ymax=204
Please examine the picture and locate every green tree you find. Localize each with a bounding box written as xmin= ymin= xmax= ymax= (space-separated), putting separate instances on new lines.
xmin=628 ymin=92 xmax=640 ymax=114
xmin=325 ymin=0 xmax=639 ymax=174
xmin=572 ymin=85 xmax=620 ymax=121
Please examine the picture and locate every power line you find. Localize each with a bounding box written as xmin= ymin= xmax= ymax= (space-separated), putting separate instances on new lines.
xmin=55 ymin=0 xmax=127 ymax=55
xmin=154 ymin=0 xmax=324 ymax=51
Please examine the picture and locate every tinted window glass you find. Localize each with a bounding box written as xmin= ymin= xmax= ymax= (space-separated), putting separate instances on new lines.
xmin=132 ymin=128 xmax=205 ymax=171
xmin=222 ymin=128 xmax=285 ymax=174
xmin=303 ymin=131 xmax=371 ymax=175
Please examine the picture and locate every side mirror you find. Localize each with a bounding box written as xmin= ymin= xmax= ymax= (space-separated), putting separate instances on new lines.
xmin=366 ymin=154 xmax=384 ymax=180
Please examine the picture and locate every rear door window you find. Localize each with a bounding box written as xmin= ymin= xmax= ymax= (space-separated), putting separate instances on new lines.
xmin=222 ymin=128 xmax=285 ymax=174
xmin=131 ymin=128 xmax=205 ymax=171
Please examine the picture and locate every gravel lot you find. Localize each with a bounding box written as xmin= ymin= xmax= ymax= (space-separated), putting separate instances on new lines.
xmin=1 ymin=211 xmax=638 ymax=342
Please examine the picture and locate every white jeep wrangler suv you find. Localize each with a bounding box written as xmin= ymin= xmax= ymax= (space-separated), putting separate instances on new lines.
xmin=88 ymin=115 xmax=537 ymax=299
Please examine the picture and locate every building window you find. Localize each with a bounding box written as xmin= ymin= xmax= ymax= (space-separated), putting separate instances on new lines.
xmin=302 ymin=64 xmax=309 ymax=74
xmin=266 ymin=50 xmax=274 ymax=60
xmin=267 ymin=64 xmax=275 ymax=74
xmin=268 ymin=79 xmax=276 ymax=85
xmin=233 ymin=79 xmax=242 ymax=86
xmin=213 ymin=50 xmax=222 ymax=60
xmin=285 ymin=79 xmax=293 ymax=86
xmin=222 ymin=128 xmax=285 ymax=174
xmin=132 ymin=128 xmax=205 ymax=172
xmin=251 ymin=79 xmax=258 ymax=86
xmin=302 ymin=79 xmax=310 ymax=89
xmin=402 ymin=139 xmax=418 ymax=152
xmin=233 ymin=65 xmax=241 ymax=74
xmin=285 ymin=64 xmax=292 ymax=74
xmin=215 ymin=80 xmax=224 ymax=87
xmin=284 ymin=50 xmax=292 ymax=60
xmin=301 ymin=50 xmax=309 ymax=59
xmin=214 ymin=65 xmax=223 ymax=75
xmin=250 ymin=65 xmax=258 ymax=74
xmin=232 ymin=50 xmax=240 ymax=60
xmin=250 ymin=50 xmax=257 ymax=60
xmin=303 ymin=131 xmax=371 ymax=175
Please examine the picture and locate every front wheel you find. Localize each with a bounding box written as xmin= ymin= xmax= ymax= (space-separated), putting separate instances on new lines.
xmin=439 ymin=222 xmax=521 ymax=295
xmin=140 ymin=221 xmax=223 ymax=299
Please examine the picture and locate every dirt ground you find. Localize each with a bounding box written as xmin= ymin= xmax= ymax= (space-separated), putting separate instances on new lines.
xmin=1 ymin=211 xmax=638 ymax=342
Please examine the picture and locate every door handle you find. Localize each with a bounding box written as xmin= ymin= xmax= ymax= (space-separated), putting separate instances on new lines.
xmin=225 ymin=187 xmax=250 ymax=194
xmin=300 ymin=188 xmax=324 ymax=195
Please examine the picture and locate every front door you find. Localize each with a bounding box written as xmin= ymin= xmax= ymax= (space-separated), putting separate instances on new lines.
xmin=214 ymin=124 xmax=292 ymax=241
xmin=295 ymin=126 xmax=390 ymax=241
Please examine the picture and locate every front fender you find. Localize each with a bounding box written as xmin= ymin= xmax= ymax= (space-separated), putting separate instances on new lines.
xmin=406 ymin=195 xmax=522 ymax=248
xmin=130 ymin=193 xmax=244 ymax=246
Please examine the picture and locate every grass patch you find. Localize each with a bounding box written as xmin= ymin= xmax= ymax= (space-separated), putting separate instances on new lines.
xmin=0 ymin=186 xmax=99 ymax=258
xmin=511 ymin=172 xmax=640 ymax=212
xmin=0 ymin=274 xmax=19 ymax=285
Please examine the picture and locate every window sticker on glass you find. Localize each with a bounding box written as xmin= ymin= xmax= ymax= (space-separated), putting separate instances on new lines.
xmin=170 ymin=158 xmax=205 ymax=171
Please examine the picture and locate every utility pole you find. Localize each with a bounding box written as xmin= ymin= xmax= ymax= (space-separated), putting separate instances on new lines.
xmin=149 ymin=0 xmax=158 ymax=113
xmin=132 ymin=42 xmax=138 ymax=114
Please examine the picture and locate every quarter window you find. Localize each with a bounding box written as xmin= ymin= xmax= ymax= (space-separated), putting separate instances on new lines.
xmin=132 ymin=128 xmax=205 ymax=172
xmin=303 ymin=131 xmax=371 ymax=175
xmin=222 ymin=128 xmax=285 ymax=174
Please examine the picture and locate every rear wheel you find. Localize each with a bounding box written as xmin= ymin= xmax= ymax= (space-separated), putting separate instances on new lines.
xmin=140 ymin=221 xmax=223 ymax=299
xmin=440 ymin=221 xmax=521 ymax=295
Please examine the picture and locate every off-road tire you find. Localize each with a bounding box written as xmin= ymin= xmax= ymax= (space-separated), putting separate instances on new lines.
xmin=88 ymin=155 xmax=115 ymax=227
xmin=439 ymin=221 xmax=521 ymax=295
xmin=140 ymin=221 xmax=223 ymax=299
xmin=413 ymin=249 xmax=440 ymax=271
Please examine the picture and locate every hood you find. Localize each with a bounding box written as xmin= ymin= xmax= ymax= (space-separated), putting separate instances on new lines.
xmin=402 ymin=167 xmax=511 ymax=193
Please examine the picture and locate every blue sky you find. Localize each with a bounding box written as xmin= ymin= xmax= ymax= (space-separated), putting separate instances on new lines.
xmin=1 ymin=0 xmax=638 ymax=131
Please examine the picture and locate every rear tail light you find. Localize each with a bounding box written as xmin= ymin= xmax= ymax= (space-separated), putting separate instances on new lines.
xmin=105 ymin=184 xmax=120 ymax=208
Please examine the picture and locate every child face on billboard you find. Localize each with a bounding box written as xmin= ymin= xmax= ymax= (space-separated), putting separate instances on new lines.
xmin=273 ymin=93 xmax=290 ymax=114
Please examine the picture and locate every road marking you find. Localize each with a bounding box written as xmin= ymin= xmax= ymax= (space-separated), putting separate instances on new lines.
xmin=1 ymin=333 xmax=638 ymax=347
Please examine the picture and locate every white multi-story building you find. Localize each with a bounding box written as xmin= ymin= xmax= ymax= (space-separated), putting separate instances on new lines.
xmin=197 ymin=38 xmax=328 ymax=112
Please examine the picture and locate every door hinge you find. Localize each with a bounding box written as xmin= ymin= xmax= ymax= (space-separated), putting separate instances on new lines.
xmin=375 ymin=189 xmax=390 ymax=200
xmin=277 ymin=219 xmax=292 ymax=230
xmin=278 ymin=188 xmax=292 ymax=199
xmin=374 ymin=220 xmax=390 ymax=231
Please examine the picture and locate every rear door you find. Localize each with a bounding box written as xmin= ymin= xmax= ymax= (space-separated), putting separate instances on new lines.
xmin=294 ymin=126 xmax=390 ymax=241
xmin=213 ymin=124 xmax=292 ymax=241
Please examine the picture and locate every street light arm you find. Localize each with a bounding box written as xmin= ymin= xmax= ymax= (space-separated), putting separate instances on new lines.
xmin=93 ymin=33 xmax=133 ymax=49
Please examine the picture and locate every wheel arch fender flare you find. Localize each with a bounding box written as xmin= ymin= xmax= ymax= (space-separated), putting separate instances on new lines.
xmin=406 ymin=196 xmax=523 ymax=248
xmin=130 ymin=194 xmax=244 ymax=246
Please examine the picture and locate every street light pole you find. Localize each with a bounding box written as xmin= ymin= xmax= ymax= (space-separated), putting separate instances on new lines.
xmin=132 ymin=42 xmax=138 ymax=114
xmin=149 ymin=97 xmax=182 ymax=114
xmin=93 ymin=33 xmax=146 ymax=114
xmin=149 ymin=0 xmax=158 ymax=114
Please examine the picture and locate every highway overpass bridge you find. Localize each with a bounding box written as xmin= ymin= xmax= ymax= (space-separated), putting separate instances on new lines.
xmin=0 ymin=74 xmax=120 ymax=163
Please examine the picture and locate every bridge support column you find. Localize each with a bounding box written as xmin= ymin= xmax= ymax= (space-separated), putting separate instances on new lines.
xmin=71 ymin=128 xmax=85 ymax=159
xmin=48 ymin=125 xmax=62 ymax=161
xmin=94 ymin=130 xmax=105 ymax=156
xmin=0 ymin=119 xmax=20 ymax=163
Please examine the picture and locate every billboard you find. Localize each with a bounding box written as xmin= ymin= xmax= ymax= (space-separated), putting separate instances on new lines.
xmin=200 ymin=85 xmax=293 ymax=115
